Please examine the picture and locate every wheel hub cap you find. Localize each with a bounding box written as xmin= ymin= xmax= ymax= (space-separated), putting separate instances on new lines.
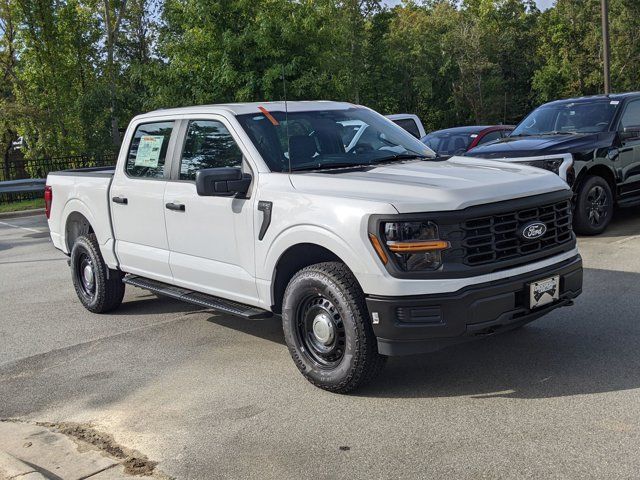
xmin=312 ymin=312 xmax=335 ymax=345
xmin=83 ymin=264 xmax=94 ymax=287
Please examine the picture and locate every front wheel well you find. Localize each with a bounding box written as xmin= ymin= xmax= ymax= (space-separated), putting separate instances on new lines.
xmin=65 ymin=212 xmax=94 ymax=252
xmin=271 ymin=243 xmax=345 ymax=314
xmin=576 ymin=165 xmax=617 ymax=199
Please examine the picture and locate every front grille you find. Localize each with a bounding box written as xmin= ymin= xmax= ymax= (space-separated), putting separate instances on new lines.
xmin=460 ymin=199 xmax=573 ymax=266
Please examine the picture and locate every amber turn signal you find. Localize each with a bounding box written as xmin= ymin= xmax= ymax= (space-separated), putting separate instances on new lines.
xmin=368 ymin=233 xmax=389 ymax=264
xmin=386 ymin=240 xmax=450 ymax=253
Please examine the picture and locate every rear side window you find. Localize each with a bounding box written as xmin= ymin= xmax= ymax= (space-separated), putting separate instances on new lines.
xmin=126 ymin=121 xmax=174 ymax=178
xmin=393 ymin=118 xmax=420 ymax=138
xmin=180 ymin=120 xmax=243 ymax=181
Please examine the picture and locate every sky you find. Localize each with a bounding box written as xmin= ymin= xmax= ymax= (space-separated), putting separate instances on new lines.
xmin=383 ymin=0 xmax=555 ymax=10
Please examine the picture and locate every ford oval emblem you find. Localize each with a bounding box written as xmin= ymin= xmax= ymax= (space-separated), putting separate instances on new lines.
xmin=519 ymin=221 xmax=547 ymax=241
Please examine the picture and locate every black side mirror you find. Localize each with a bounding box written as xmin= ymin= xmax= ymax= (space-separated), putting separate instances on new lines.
xmin=195 ymin=167 xmax=251 ymax=197
xmin=619 ymin=126 xmax=640 ymax=142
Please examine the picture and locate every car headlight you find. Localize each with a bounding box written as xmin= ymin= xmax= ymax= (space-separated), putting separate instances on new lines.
xmin=520 ymin=158 xmax=564 ymax=175
xmin=369 ymin=221 xmax=450 ymax=271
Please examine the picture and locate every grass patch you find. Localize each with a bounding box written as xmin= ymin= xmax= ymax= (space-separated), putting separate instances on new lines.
xmin=0 ymin=198 xmax=45 ymax=213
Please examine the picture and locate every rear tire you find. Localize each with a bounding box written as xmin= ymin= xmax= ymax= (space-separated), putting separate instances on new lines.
xmin=70 ymin=233 xmax=125 ymax=313
xmin=282 ymin=262 xmax=386 ymax=393
xmin=573 ymin=175 xmax=614 ymax=235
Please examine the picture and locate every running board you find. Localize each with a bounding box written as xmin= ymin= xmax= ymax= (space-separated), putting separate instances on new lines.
xmin=123 ymin=275 xmax=272 ymax=319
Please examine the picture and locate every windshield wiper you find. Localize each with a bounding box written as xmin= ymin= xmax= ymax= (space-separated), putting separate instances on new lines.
xmin=290 ymin=161 xmax=372 ymax=172
xmin=372 ymin=153 xmax=430 ymax=164
xmin=539 ymin=131 xmax=577 ymax=136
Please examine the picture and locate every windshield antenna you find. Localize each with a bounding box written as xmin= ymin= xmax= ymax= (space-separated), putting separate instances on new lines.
xmin=282 ymin=64 xmax=291 ymax=173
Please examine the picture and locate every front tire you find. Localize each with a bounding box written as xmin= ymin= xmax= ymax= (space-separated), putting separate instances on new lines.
xmin=282 ymin=262 xmax=386 ymax=393
xmin=70 ymin=233 xmax=125 ymax=313
xmin=573 ymin=175 xmax=614 ymax=235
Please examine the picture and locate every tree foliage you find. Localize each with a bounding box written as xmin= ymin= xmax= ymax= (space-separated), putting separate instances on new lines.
xmin=0 ymin=0 xmax=639 ymax=159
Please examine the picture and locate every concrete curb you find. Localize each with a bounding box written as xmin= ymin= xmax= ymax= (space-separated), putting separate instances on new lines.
xmin=0 ymin=450 xmax=48 ymax=480
xmin=0 ymin=209 xmax=45 ymax=220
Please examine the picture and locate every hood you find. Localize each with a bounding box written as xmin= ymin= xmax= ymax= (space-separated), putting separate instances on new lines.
xmin=466 ymin=132 xmax=615 ymax=159
xmin=289 ymin=157 xmax=569 ymax=213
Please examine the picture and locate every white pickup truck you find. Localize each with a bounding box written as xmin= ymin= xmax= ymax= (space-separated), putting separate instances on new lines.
xmin=45 ymin=101 xmax=583 ymax=393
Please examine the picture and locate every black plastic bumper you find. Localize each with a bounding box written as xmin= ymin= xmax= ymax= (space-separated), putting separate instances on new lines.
xmin=366 ymin=255 xmax=583 ymax=356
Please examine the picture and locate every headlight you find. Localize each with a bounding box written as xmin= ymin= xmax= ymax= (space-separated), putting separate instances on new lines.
xmin=520 ymin=158 xmax=564 ymax=175
xmin=370 ymin=221 xmax=450 ymax=271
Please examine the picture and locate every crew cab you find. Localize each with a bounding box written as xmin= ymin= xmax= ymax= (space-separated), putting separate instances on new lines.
xmin=467 ymin=93 xmax=640 ymax=235
xmin=45 ymin=101 xmax=583 ymax=393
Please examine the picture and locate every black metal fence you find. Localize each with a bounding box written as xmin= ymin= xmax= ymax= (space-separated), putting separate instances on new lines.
xmin=0 ymin=153 xmax=117 ymax=205
xmin=0 ymin=153 xmax=117 ymax=182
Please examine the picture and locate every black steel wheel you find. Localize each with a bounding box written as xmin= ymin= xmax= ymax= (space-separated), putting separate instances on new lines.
xmin=574 ymin=175 xmax=614 ymax=235
xmin=295 ymin=294 xmax=346 ymax=369
xmin=282 ymin=262 xmax=386 ymax=393
xmin=70 ymin=233 xmax=125 ymax=313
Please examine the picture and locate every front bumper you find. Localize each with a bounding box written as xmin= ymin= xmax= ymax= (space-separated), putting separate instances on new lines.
xmin=366 ymin=254 xmax=582 ymax=356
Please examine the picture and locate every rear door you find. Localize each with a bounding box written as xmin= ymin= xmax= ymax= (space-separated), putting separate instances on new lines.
xmin=110 ymin=120 xmax=177 ymax=281
xmin=163 ymin=117 xmax=259 ymax=304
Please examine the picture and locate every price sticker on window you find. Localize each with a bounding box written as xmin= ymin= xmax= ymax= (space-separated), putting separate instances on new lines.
xmin=135 ymin=136 xmax=164 ymax=167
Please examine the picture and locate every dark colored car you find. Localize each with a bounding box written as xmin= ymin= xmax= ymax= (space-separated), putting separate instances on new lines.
xmin=466 ymin=92 xmax=640 ymax=235
xmin=422 ymin=125 xmax=514 ymax=157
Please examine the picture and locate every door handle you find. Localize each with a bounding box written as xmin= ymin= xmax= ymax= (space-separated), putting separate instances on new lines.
xmin=112 ymin=196 xmax=128 ymax=205
xmin=165 ymin=202 xmax=186 ymax=212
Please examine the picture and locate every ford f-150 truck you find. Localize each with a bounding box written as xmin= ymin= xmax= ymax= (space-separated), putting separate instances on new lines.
xmin=467 ymin=93 xmax=640 ymax=235
xmin=45 ymin=101 xmax=583 ymax=393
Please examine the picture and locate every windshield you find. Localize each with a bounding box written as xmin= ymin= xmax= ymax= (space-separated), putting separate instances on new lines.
xmin=512 ymin=100 xmax=618 ymax=136
xmin=235 ymin=107 xmax=434 ymax=172
xmin=422 ymin=132 xmax=475 ymax=155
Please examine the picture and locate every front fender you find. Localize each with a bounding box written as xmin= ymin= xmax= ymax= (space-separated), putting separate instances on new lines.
xmin=261 ymin=224 xmax=374 ymax=281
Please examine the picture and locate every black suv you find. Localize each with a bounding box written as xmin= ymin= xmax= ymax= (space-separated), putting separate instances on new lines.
xmin=466 ymin=92 xmax=640 ymax=235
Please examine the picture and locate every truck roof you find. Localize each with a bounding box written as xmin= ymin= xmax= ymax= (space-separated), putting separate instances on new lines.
xmin=139 ymin=101 xmax=356 ymax=119
xmin=543 ymin=91 xmax=640 ymax=106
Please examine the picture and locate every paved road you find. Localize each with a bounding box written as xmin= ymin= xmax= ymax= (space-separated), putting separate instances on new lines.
xmin=1 ymin=210 xmax=640 ymax=479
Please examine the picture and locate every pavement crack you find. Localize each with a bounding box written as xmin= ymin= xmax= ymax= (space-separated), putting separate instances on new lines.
xmin=0 ymin=313 xmax=202 ymax=378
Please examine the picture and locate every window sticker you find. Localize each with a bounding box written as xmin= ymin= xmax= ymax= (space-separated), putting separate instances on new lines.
xmin=610 ymin=100 xmax=620 ymax=105
xmin=135 ymin=136 xmax=164 ymax=167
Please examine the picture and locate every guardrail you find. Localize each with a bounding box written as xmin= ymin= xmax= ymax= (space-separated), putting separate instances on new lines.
xmin=0 ymin=178 xmax=47 ymax=204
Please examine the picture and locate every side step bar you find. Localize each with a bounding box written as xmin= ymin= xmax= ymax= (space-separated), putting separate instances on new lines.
xmin=123 ymin=275 xmax=272 ymax=319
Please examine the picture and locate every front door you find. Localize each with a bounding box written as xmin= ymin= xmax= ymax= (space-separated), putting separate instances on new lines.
xmin=163 ymin=118 xmax=258 ymax=305
xmin=110 ymin=120 xmax=176 ymax=281
xmin=617 ymin=99 xmax=640 ymax=198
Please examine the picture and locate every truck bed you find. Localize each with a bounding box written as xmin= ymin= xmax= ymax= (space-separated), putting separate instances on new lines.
xmin=46 ymin=167 xmax=116 ymax=259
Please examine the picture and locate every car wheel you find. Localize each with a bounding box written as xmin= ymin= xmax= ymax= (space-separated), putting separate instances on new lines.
xmin=70 ymin=233 xmax=125 ymax=313
xmin=282 ymin=262 xmax=386 ymax=393
xmin=573 ymin=175 xmax=614 ymax=235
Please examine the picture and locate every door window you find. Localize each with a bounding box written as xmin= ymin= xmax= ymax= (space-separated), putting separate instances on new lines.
xmin=126 ymin=122 xmax=174 ymax=178
xmin=180 ymin=120 xmax=243 ymax=181
xmin=477 ymin=130 xmax=502 ymax=145
xmin=620 ymin=100 xmax=640 ymax=130
xmin=393 ymin=118 xmax=420 ymax=138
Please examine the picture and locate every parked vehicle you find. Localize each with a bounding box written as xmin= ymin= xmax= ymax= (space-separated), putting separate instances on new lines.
xmin=423 ymin=125 xmax=514 ymax=157
xmin=386 ymin=114 xmax=427 ymax=139
xmin=467 ymin=93 xmax=640 ymax=235
xmin=46 ymin=101 xmax=582 ymax=393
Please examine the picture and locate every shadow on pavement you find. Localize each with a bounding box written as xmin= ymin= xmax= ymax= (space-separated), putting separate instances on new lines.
xmin=206 ymin=315 xmax=285 ymax=346
xmin=114 ymin=293 xmax=203 ymax=316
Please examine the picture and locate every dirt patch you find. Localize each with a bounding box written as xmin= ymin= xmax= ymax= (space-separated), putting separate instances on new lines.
xmin=36 ymin=421 xmax=167 ymax=477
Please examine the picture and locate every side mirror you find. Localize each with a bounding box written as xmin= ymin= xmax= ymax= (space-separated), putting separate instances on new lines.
xmin=195 ymin=167 xmax=251 ymax=197
xmin=619 ymin=126 xmax=640 ymax=142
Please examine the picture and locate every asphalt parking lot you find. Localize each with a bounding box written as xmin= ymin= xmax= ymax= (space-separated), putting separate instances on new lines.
xmin=1 ymin=209 xmax=640 ymax=479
